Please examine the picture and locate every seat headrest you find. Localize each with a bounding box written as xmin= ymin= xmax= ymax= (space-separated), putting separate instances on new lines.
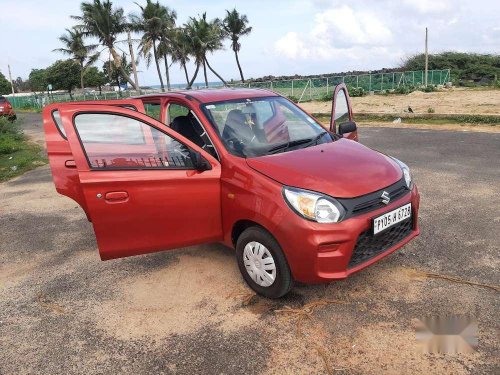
xmin=225 ymin=109 xmax=247 ymax=129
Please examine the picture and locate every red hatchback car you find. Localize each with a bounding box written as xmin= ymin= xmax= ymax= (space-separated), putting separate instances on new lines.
xmin=43 ymin=86 xmax=420 ymax=298
xmin=0 ymin=95 xmax=16 ymax=121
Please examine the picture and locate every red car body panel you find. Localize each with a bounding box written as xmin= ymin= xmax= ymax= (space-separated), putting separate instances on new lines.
xmin=0 ymin=96 xmax=16 ymax=119
xmin=42 ymin=87 xmax=420 ymax=283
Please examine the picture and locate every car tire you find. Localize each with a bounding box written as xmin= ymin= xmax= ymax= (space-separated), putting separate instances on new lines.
xmin=236 ymin=226 xmax=293 ymax=298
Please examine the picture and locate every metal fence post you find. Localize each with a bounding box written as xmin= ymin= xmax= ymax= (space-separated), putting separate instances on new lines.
xmin=392 ymin=72 xmax=395 ymax=90
xmin=356 ymin=75 xmax=359 ymax=88
xmin=369 ymin=73 xmax=372 ymax=92
xmin=291 ymin=80 xmax=294 ymax=96
xmin=309 ymin=79 xmax=312 ymax=101
xmin=326 ymin=77 xmax=329 ymax=95
xmin=381 ymin=73 xmax=384 ymax=91
xmin=270 ymin=81 xmax=273 ymax=91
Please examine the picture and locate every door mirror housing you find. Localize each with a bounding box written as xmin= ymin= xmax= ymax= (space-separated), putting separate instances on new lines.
xmin=190 ymin=150 xmax=212 ymax=171
xmin=338 ymin=121 xmax=357 ymax=136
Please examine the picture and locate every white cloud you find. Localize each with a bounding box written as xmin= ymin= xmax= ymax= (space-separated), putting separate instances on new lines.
xmin=275 ymin=32 xmax=311 ymax=59
xmin=401 ymin=0 xmax=452 ymax=14
xmin=274 ymin=5 xmax=392 ymax=61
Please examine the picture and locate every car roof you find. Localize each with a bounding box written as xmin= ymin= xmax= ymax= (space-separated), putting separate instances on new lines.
xmin=138 ymin=88 xmax=280 ymax=104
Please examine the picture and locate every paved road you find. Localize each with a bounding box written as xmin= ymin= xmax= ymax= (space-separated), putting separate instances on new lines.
xmin=1 ymin=113 xmax=499 ymax=374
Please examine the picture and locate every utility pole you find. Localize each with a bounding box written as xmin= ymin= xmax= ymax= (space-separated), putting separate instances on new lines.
xmin=8 ymin=64 xmax=15 ymax=96
xmin=128 ymin=31 xmax=140 ymax=92
xmin=424 ymin=27 xmax=429 ymax=87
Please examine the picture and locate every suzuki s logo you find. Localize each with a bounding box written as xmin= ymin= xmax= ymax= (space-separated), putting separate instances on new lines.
xmin=381 ymin=191 xmax=390 ymax=205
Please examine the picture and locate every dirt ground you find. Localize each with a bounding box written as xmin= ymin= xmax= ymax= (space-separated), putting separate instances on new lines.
xmin=301 ymin=88 xmax=500 ymax=115
xmin=0 ymin=113 xmax=499 ymax=374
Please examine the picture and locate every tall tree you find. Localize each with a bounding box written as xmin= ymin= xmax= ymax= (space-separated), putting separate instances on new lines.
xmin=130 ymin=0 xmax=176 ymax=91
xmin=102 ymin=53 xmax=132 ymax=94
xmin=0 ymin=71 xmax=10 ymax=95
xmin=185 ymin=13 xmax=226 ymax=88
xmin=28 ymin=69 xmax=48 ymax=94
xmin=223 ymin=9 xmax=252 ymax=82
xmin=53 ymin=27 xmax=98 ymax=91
xmin=83 ymin=66 xmax=108 ymax=94
xmin=157 ymin=24 xmax=177 ymax=91
xmin=46 ymin=60 xmax=81 ymax=99
xmin=73 ymin=0 xmax=138 ymax=90
xmin=127 ymin=30 xmax=140 ymax=90
xmin=169 ymin=29 xmax=192 ymax=86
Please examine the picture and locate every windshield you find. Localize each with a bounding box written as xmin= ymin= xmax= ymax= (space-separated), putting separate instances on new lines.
xmin=202 ymin=97 xmax=332 ymax=157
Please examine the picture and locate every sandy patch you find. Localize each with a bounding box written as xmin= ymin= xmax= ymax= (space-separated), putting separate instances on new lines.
xmin=301 ymin=88 xmax=500 ymax=115
xmin=93 ymin=248 xmax=261 ymax=340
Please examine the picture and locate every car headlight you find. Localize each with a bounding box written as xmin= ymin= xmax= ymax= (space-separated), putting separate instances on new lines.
xmin=391 ymin=157 xmax=412 ymax=188
xmin=283 ymin=187 xmax=345 ymax=223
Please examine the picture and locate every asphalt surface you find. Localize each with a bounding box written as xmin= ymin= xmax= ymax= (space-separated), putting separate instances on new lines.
xmin=0 ymin=113 xmax=499 ymax=374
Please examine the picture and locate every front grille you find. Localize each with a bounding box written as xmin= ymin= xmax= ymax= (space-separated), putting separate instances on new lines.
xmin=348 ymin=218 xmax=413 ymax=269
xmin=351 ymin=184 xmax=408 ymax=215
xmin=337 ymin=178 xmax=410 ymax=219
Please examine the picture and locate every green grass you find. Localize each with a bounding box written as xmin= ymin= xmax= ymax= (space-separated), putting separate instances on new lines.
xmin=0 ymin=118 xmax=47 ymax=182
xmin=313 ymin=113 xmax=500 ymax=126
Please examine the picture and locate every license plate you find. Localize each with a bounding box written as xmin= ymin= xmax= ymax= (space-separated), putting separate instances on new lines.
xmin=373 ymin=203 xmax=412 ymax=235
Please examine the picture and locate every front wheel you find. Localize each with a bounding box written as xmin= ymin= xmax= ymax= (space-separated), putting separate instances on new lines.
xmin=236 ymin=227 xmax=293 ymax=298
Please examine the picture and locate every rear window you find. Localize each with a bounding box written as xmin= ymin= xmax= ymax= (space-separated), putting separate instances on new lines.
xmin=52 ymin=110 xmax=67 ymax=138
xmin=0 ymin=96 xmax=6 ymax=103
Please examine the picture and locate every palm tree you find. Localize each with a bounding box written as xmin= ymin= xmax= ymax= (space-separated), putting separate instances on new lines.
xmin=223 ymin=9 xmax=252 ymax=82
xmin=72 ymin=0 xmax=139 ymax=90
xmin=157 ymin=24 xmax=177 ymax=91
xmin=169 ymin=29 xmax=192 ymax=86
xmin=130 ymin=0 xmax=176 ymax=92
xmin=53 ymin=27 xmax=99 ymax=91
xmin=185 ymin=13 xmax=227 ymax=88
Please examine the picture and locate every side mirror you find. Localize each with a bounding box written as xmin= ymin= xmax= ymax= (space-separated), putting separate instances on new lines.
xmin=190 ymin=150 xmax=212 ymax=172
xmin=338 ymin=121 xmax=357 ymax=135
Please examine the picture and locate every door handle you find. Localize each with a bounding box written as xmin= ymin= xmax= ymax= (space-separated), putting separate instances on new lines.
xmin=104 ymin=191 xmax=129 ymax=202
xmin=65 ymin=160 xmax=76 ymax=168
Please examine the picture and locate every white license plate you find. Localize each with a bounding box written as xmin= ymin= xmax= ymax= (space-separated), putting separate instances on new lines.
xmin=373 ymin=203 xmax=412 ymax=235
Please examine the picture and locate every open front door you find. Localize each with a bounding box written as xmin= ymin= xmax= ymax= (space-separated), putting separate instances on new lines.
xmin=329 ymin=83 xmax=358 ymax=141
xmin=57 ymin=104 xmax=222 ymax=260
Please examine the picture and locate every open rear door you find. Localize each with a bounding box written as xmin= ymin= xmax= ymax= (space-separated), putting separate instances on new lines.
xmin=55 ymin=104 xmax=222 ymax=260
xmin=329 ymin=83 xmax=358 ymax=141
xmin=43 ymin=99 xmax=146 ymax=220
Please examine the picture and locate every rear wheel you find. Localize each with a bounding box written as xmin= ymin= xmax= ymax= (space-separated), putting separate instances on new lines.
xmin=236 ymin=226 xmax=293 ymax=298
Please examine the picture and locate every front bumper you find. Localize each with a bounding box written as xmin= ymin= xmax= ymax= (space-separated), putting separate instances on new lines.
xmin=275 ymin=184 xmax=420 ymax=283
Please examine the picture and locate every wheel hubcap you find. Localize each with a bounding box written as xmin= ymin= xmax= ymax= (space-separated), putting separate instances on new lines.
xmin=243 ymin=241 xmax=276 ymax=287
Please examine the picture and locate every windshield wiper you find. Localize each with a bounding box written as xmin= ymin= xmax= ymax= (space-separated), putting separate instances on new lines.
xmin=306 ymin=131 xmax=328 ymax=147
xmin=267 ymin=138 xmax=313 ymax=154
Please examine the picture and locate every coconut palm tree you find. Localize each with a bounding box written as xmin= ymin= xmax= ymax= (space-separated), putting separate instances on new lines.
xmin=72 ymin=0 xmax=138 ymax=90
xmin=184 ymin=13 xmax=226 ymax=88
xmin=169 ymin=29 xmax=192 ymax=86
xmin=53 ymin=27 xmax=99 ymax=91
xmin=130 ymin=0 xmax=176 ymax=92
xmin=223 ymin=9 xmax=252 ymax=82
xmin=157 ymin=25 xmax=177 ymax=91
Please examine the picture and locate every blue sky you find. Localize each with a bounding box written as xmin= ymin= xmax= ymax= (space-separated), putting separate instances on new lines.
xmin=1 ymin=0 xmax=499 ymax=86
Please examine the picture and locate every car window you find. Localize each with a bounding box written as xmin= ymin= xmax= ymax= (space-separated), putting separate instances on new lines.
xmin=52 ymin=110 xmax=66 ymax=138
xmin=334 ymin=90 xmax=350 ymax=127
xmin=144 ymin=102 xmax=161 ymax=121
xmin=202 ymin=97 xmax=329 ymax=158
xmin=167 ymin=103 xmax=190 ymax=124
xmin=74 ymin=113 xmax=194 ymax=170
xmin=0 ymin=96 xmax=6 ymax=103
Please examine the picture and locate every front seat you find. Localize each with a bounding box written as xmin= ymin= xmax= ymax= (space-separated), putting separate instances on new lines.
xmin=222 ymin=109 xmax=255 ymax=143
xmin=171 ymin=115 xmax=205 ymax=149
